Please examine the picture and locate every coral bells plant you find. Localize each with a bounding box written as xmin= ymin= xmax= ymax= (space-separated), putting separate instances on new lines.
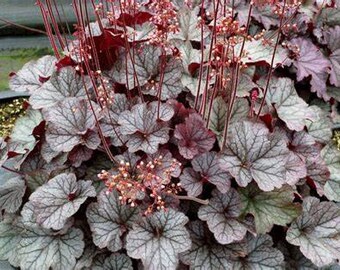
xmin=2 ymin=0 xmax=340 ymax=269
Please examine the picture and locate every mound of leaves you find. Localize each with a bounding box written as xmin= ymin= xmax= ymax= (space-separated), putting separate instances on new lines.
xmin=1 ymin=0 xmax=340 ymax=269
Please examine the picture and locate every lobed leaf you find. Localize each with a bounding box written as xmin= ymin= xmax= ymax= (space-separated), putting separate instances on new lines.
xmin=126 ymin=209 xmax=191 ymax=270
xmin=169 ymin=6 xmax=208 ymax=42
xmin=285 ymin=151 xmax=307 ymax=185
xmin=175 ymin=113 xmax=215 ymax=159
xmin=0 ymin=215 xmax=22 ymax=266
xmin=321 ymin=142 xmax=340 ymax=202
xmin=28 ymin=173 xmax=96 ymax=230
xmin=198 ymin=188 xmax=247 ymax=244
xmin=266 ymin=77 xmax=317 ymax=131
xmin=29 ymin=67 xmax=88 ymax=109
xmin=219 ymin=121 xmax=289 ymax=191
xmin=286 ymin=197 xmax=340 ymax=267
xmin=180 ymin=152 xmax=231 ymax=196
xmin=100 ymin=93 xmax=131 ymax=147
xmin=45 ymin=98 xmax=101 ymax=152
xmin=0 ymin=204 xmax=85 ymax=270
xmin=18 ymin=225 xmax=84 ymax=270
xmin=323 ymin=25 xmax=340 ymax=87
xmin=180 ymin=221 xmax=232 ymax=269
xmin=305 ymin=105 xmax=332 ymax=144
xmin=87 ymin=190 xmax=140 ymax=252
xmin=9 ymin=55 xmax=56 ymax=93
xmin=227 ymin=233 xmax=285 ymax=269
xmin=9 ymin=109 xmax=43 ymax=155
xmin=240 ymin=184 xmax=301 ymax=234
xmin=290 ymin=38 xmax=331 ymax=100
xmin=118 ymin=101 xmax=174 ymax=154
xmin=0 ymin=162 xmax=26 ymax=213
xmin=236 ymin=39 xmax=288 ymax=66
xmin=209 ymin=96 xmax=249 ymax=146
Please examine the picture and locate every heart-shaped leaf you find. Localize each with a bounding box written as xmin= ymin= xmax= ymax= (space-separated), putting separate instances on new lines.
xmin=28 ymin=173 xmax=96 ymax=230
xmin=18 ymin=226 xmax=84 ymax=270
xmin=290 ymin=38 xmax=331 ymax=100
xmin=227 ymin=233 xmax=284 ymax=269
xmin=198 ymin=188 xmax=247 ymax=244
xmin=240 ymin=183 xmax=301 ymax=234
xmin=0 ymin=162 xmax=26 ymax=213
xmin=286 ymin=197 xmax=340 ymax=267
xmin=87 ymin=190 xmax=140 ymax=252
xmin=169 ymin=6 xmax=209 ymax=42
xmin=180 ymin=221 xmax=232 ymax=269
xmin=124 ymin=45 xmax=161 ymax=90
xmin=9 ymin=55 xmax=56 ymax=93
xmin=180 ymin=151 xmax=231 ymax=196
xmin=220 ymin=121 xmax=289 ymax=191
xmin=118 ymin=101 xmax=174 ymax=154
xmin=266 ymin=77 xmax=317 ymax=131
xmin=45 ymin=98 xmax=101 ymax=152
xmin=126 ymin=209 xmax=191 ymax=270
xmin=29 ymin=67 xmax=88 ymax=109
xmin=0 ymin=204 xmax=85 ymax=270
xmin=175 ymin=113 xmax=215 ymax=159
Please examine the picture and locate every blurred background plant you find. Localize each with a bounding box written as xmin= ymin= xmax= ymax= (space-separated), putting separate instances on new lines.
xmin=0 ymin=0 xmax=75 ymax=91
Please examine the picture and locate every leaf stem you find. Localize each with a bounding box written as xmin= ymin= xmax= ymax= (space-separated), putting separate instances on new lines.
xmin=175 ymin=195 xmax=209 ymax=205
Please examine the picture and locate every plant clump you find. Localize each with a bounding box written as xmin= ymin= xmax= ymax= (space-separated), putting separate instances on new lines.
xmin=1 ymin=0 xmax=340 ymax=269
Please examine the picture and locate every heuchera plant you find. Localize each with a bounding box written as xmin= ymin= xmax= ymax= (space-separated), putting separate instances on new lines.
xmin=2 ymin=0 xmax=340 ymax=269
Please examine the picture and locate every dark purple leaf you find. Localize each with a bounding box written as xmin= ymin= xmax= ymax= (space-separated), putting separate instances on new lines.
xmin=290 ymin=38 xmax=331 ymax=100
xmin=324 ymin=26 xmax=340 ymax=87
xmin=175 ymin=113 xmax=215 ymax=159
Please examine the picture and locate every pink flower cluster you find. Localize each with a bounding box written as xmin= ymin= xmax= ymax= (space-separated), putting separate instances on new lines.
xmin=98 ymin=155 xmax=182 ymax=214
